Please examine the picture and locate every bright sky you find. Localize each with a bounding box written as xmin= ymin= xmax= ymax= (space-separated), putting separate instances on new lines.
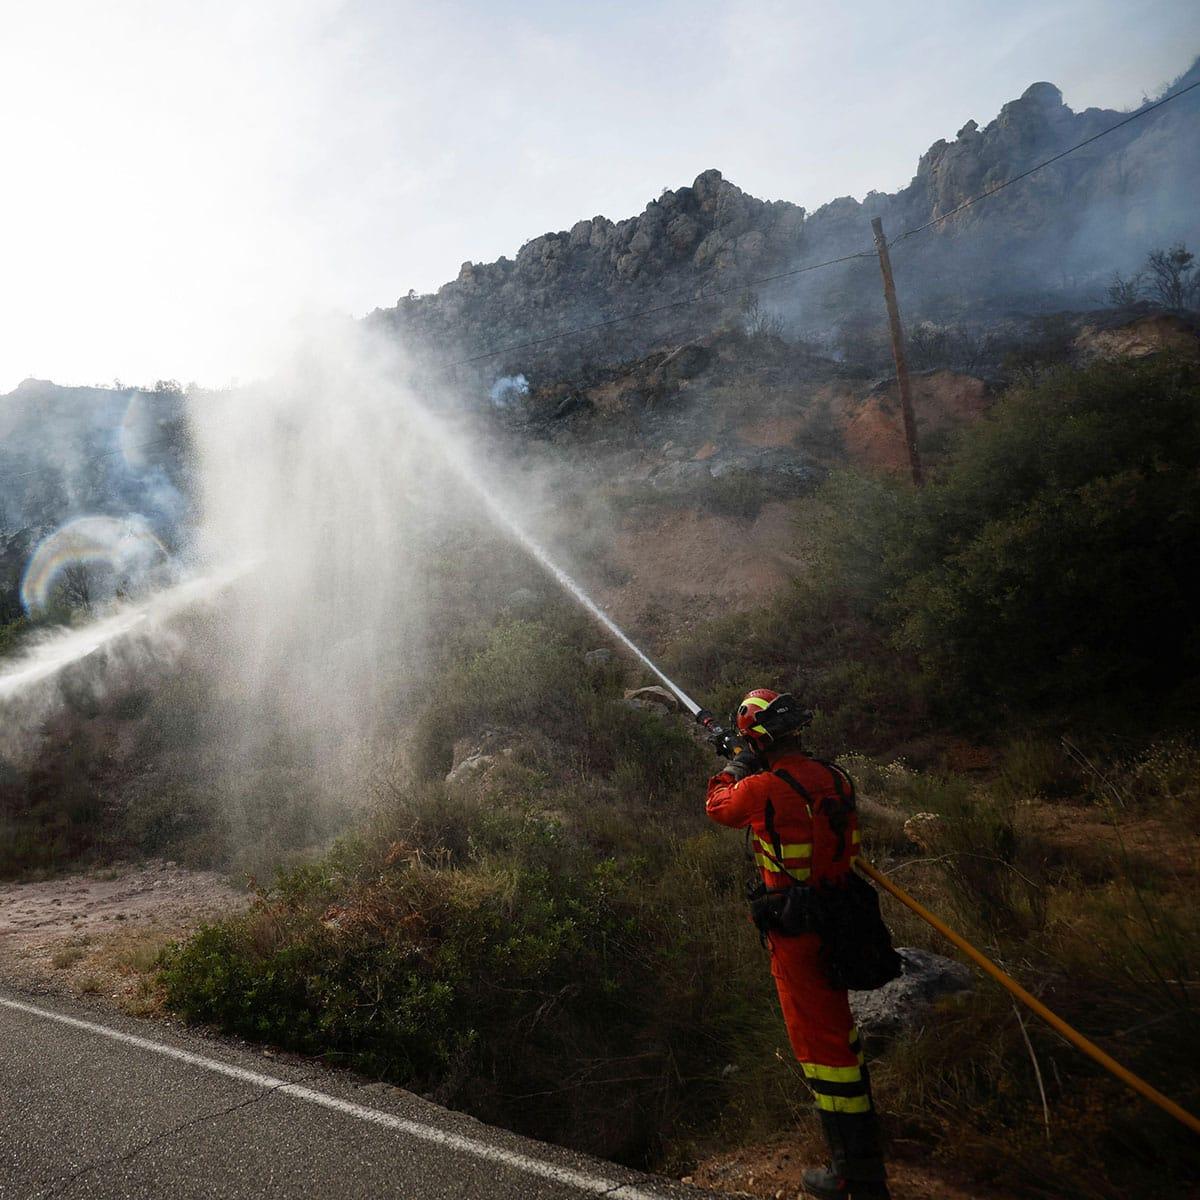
xmin=1 ymin=0 xmax=1195 ymax=392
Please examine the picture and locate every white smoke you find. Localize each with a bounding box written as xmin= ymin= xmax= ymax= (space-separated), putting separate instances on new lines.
xmin=183 ymin=319 xmax=443 ymax=823
xmin=488 ymin=373 xmax=530 ymax=408
xmin=0 ymin=316 xmax=669 ymax=858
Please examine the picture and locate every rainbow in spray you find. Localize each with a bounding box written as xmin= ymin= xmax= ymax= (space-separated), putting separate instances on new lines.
xmin=0 ymin=563 xmax=250 ymax=704
xmin=20 ymin=515 xmax=169 ymax=615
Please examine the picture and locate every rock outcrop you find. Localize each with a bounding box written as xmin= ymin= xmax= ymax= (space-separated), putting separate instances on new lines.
xmin=623 ymin=685 xmax=682 ymax=714
xmin=374 ymin=62 xmax=1200 ymax=385
xmin=1074 ymin=310 xmax=1200 ymax=360
xmin=850 ymin=947 xmax=974 ymax=1036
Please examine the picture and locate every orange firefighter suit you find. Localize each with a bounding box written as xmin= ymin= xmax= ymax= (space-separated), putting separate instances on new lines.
xmin=706 ymin=751 xmax=873 ymax=1116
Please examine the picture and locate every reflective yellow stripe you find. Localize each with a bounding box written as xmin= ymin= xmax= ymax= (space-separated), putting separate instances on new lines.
xmin=755 ymin=835 xmax=812 ymax=881
xmin=754 ymin=839 xmax=780 ymax=869
xmin=802 ymin=1062 xmax=864 ymax=1084
xmin=756 ymin=855 xmax=811 ymax=881
xmin=780 ymin=842 xmax=813 ymax=858
xmin=813 ymin=1093 xmax=872 ymax=1114
xmin=852 ymin=829 xmax=861 ymax=844
xmin=755 ymin=836 xmax=811 ymax=860
xmin=742 ymin=696 xmax=769 ymax=735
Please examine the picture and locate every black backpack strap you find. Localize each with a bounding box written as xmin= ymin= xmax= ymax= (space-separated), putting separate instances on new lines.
xmin=820 ymin=761 xmax=856 ymax=862
xmin=772 ymin=768 xmax=815 ymax=817
xmin=817 ymin=759 xmax=858 ymax=811
xmin=776 ymin=763 xmax=852 ymax=864
xmin=772 ymin=768 xmax=821 ymax=861
xmin=763 ymin=797 xmax=785 ymax=872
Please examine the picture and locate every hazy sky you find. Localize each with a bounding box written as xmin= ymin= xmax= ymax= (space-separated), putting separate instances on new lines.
xmin=1 ymin=0 xmax=1195 ymax=392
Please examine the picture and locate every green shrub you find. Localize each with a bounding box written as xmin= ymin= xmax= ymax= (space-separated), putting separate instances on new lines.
xmin=160 ymin=785 xmax=772 ymax=1164
xmin=897 ymin=355 xmax=1200 ymax=714
xmin=698 ymin=355 xmax=1200 ymax=741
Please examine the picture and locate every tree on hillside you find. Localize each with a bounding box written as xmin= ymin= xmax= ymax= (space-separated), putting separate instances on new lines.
xmin=1145 ymin=244 xmax=1199 ymax=309
xmin=1107 ymin=243 xmax=1199 ymax=310
xmin=1104 ymin=269 xmax=1144 ymax=307
xmin=738 ymin=290 xmax=784 ymax=340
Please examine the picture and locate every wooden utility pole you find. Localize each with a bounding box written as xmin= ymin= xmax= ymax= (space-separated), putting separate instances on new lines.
xmin=870 ymin=217 xmax=923 ymax=486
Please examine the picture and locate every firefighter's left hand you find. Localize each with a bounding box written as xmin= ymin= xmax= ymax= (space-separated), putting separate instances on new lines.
xmin=722 ymin=738 xmax=762 ymax=781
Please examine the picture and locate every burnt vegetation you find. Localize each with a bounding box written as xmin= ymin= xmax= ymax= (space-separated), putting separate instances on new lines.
xmin=1107 ymin=242 xmax=1200 ymax=310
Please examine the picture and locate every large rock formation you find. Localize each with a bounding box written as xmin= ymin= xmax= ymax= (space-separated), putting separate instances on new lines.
xmin=374 ymin=62 xmax=1200 ymax=385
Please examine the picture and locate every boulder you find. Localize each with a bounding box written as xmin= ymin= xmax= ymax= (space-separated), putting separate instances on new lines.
xmin=1020 ymin=81 xmax=1064 ymax=109
xmin=623 ymin=685 xmax=681 ymax=714
xmin=691 ymin=168 xmax=725 ymax=205
xmin=629 ymin=228 xmax=654 ymax=255
xmin=445 ymin=751 xmax=500 ymax=791
xmin=692 ymin=230 xmax=728 ymax=269
xmin=665 ymin=214 xmax=700 ymax=254
xmin=504 ymin=587 xmax=540 ymax=613
xmin=446 ymin=729 xmax=518 ymax=798
xmin=850 ymin=947 xmax=974 ymax=1037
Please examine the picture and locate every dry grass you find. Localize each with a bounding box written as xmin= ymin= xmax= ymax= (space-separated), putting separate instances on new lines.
xmin=839 ymin=740 xmax=1200 ymax=1198
xmin=50 ymin=944 xmax=87 ymax=970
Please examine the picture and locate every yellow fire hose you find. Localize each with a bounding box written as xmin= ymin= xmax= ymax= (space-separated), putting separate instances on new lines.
xmin=856 ymin=859 xmax=1200 ymax=1136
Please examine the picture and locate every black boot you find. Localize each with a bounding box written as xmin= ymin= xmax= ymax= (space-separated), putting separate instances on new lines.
xmin=801 ymin=1110 xmax=890 ymax=1199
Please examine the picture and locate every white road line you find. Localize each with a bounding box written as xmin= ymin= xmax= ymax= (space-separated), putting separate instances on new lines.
xmin=1 ymin=996 xmax=668 ymax=1200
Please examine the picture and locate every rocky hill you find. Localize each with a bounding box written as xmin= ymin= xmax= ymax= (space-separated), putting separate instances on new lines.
xmin=3 ymin=63 xmax=1198 ymax=629
xmin=373 ymin=60 xmax=1200 ymax=385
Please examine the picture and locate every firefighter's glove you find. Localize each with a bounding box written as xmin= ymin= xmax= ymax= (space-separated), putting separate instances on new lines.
xmin=722 ymin=738 xmax=763 ymax=781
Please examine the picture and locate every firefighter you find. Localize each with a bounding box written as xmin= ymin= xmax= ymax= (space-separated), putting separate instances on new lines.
xmin=706 ymin=688 xmax=890 ymax=1200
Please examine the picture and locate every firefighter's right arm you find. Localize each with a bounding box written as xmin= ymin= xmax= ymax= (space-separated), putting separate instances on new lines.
xmin=705 ymin=768 xmax=771 ymax=829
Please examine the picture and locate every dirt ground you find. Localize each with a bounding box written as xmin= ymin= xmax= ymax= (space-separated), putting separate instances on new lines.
xmin=688 ymin=1134 xmax=1009 ymax=1200
xmin=840 ymin=371 xmax=990 ymax=473
xmin=597 ymin=500 xmax=803 ymax=633
xmin=0 ymin=860 xmax=249 ymax=1011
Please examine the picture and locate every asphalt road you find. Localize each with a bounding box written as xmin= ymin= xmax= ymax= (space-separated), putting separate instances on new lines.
xmin=0 ymin=988 xmax=712 ymax=1200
